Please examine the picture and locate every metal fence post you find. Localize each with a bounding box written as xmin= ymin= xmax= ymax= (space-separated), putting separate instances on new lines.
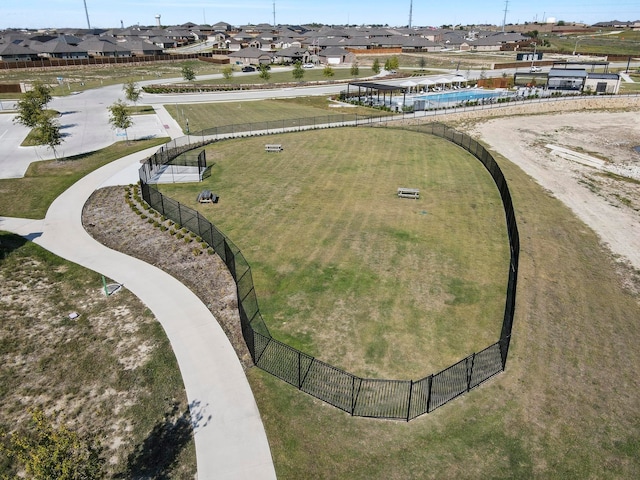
xmin=467 ymin=353 xmax=476 ymax=392
xmin=406 ymin=380 xmax=413 ymax=422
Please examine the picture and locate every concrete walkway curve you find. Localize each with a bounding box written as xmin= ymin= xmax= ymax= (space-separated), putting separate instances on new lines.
xmin=0 ymin=148 xmax=276 ymax=480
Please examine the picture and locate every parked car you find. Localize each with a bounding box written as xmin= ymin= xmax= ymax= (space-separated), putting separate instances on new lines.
xmin=529 ymin=66 xmax=542 ymax=73
xmin=302 ymin=63 xmax=314 ymax=69
xmin=242 ymin=66 xmax=256 ymax=72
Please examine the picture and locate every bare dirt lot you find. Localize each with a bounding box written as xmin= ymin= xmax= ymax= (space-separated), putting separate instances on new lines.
xmin=468 ymin=110 xmax=640 ymax=277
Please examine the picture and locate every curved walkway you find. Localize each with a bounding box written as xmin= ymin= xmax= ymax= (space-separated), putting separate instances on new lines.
xmin=0 ymin=148 xmax=276 ymax=480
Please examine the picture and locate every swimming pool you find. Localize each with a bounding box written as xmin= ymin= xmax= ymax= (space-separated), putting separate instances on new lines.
xmin=413 ymin=89 xmax=511 ymax=108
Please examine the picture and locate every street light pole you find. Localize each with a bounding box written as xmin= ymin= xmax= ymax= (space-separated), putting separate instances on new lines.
xmin=573 ymin=37 xmax=582 ymax=56
xmin=531 ymin=42 xmax=537 ymax=69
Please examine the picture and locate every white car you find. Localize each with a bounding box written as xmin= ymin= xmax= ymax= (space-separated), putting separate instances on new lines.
xmin=530 ymin=66 xmax=542 ymax=73
xmin=302 ymin=63 xmax=314 ymax=68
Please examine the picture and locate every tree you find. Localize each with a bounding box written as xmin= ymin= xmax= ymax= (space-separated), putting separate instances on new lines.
xmin=222 ymin=65 xmax=234 ymax=81
xmin=123 ymin=80 xmax=141 ymax=106
xmin=350 ymin=61 xmax=359 ymax=77
xmin=1 ymin=409 xmax=104 ymax=479
xmin=14 ymin=82 xmax=52 ymax=129
xmin=388 ymin=56 xmax=399 ymax=71
xmin=418 ymin=56 xmax=427 ymax=71
xmin=108 ymin=99 xmax=133 ymax=142
xmin=181 ymin=64 xmax=196 ymax=82
xmin=292 ymin=62 xmax=305 ymax=81
xmin=33 ymin=116 xmax=63 ymax=160
xmin=384 ymin=58 xmax=391 ymax=71
xmin=323 ymin=65 xmax=335 ymax=78
xmin=372 ymin=58 xmax=380 ymax=74
xmin=258 ymin=64 xmax=271 ymax=82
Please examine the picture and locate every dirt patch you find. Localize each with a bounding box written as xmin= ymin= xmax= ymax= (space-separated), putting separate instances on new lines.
xmin=464 ymin=110 xmax=640 ymax=280
xmin=82 ymin=186 xmax=252 ymax=369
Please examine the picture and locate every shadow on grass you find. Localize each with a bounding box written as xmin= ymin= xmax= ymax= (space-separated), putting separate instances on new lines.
xmin=117 ymin=400 xmax=209 ymax=479
xmin=0 ymin=232 xmax=29 ymax=260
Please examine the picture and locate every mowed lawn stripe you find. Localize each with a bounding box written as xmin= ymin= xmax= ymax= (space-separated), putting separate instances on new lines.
xmin=159 ymin=127 xmax=509 ymax=378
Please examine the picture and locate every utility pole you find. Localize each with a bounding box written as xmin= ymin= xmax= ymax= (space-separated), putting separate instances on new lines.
xmin=83 ymin=0 xmax=91 ymax=29
xmin=273 ymin=1 xmax=276 ymax=29
xmin=409 ymin=0 xmax=413 ymax=28
xmin=501 ymin=0 xmax=509 ymax=33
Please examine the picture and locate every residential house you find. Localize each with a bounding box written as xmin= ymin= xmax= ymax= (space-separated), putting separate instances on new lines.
xmin=0 ymin=41 xmax=39 ymax=61
xmin=227 ymin=46 xmax=274 ymax=65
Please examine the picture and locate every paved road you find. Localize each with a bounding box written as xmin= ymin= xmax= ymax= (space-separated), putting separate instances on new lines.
xmin=0 ymin=148 xmax=277 ymax=480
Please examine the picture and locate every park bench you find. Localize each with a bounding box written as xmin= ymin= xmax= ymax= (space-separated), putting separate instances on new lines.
xmin=397 ymin=187 xmax=420 ymax=199
xmin=265 ymin=144 xmax=283 ymax=152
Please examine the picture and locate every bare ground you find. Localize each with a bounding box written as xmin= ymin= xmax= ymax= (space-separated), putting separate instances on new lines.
xmin=465 ymin=110 xmax=640 ymax=293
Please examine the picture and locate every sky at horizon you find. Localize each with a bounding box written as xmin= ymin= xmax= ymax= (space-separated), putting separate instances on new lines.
xmin=2 ymin=1 xmax=639 ymax=31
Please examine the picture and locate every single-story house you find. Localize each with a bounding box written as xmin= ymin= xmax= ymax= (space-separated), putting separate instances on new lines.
xmin=78 ymin=38 xmax=132 ymax=57
xmin=0 ymin=42 xmax=39 ymax=61
xmin=273 ymin=46 xmax=309 ymax=64
xmin=227 ymin=46 xmax=274 ymax=65
xmin=31 ymin=40 xmax=89 ymax=59
xmin=318 ymin=46 xmax=354 ymax=65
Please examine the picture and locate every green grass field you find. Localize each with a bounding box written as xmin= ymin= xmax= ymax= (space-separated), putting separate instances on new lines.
xmin=228 ymin=126 xmax=640 ymax=479
xmin=158 ymin=127 xmax=510 ymax=379
xmin=0 ymin=138 xmax=168 ymax=219
xmin=165 ymin=97 xmax=392 ymax=133
xmin=544 ymin=30 xmax=640 ymax=55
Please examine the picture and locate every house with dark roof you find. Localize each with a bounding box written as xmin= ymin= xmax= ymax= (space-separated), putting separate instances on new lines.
xmin=78 ymin=38 xmax=131 ymax=57
xmin=211 ymin=22 xmax=233 ymax=33
xmin=31 ymin=39 xmax=89 ymax=59
xmin=273 ymin=46 xmax=309 ymax=64
xmin=227 ymin=46 xmax=274 ymax=65
xmin=0 ymin=42 xmax=39 ymax=61
xmin=118 ymin=39 xmax=163 ymax=56
xmin=318 ymin=46 xmax=354 ymax=65
xmin=397 ymin=36 xmax=442 ymax=52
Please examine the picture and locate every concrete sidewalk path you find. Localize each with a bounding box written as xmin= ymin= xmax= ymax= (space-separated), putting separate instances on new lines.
xmin=0 ymin=148 xmax=276 ymax=480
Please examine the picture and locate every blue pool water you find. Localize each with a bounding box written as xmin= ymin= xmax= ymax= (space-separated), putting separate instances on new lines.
xmin=415 ymin=89 xmax=508 ymax=106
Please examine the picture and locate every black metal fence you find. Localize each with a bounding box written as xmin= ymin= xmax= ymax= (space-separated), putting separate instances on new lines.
xmin=139 ymin=121 xmax=519 ymax=420
xmin=138 ymin=138 xmax=210 ymax=184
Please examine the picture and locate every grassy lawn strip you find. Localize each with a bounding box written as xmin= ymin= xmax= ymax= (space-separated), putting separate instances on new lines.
xmin=165 ymin=97 xmax=392 ymax=133
xmin=128 ymin=105 xmax=156 ymax=115
xmin=158 ymin=127 xmax=509 ymax=379
xmin=0 ymin=137 xmax=168 ymax=219
xmin=0 ymin=232 xmax=195 ymax=477
xmin=0 ymin=59 xmax=226 ymax=96
xmin=244 ymin=132 xmax=640 ymax=480
xmin=197 ymin=67 xmax=377 ymax=85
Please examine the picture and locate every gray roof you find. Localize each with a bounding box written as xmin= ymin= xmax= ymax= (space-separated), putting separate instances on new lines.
xmin=0 ymin=42 xmax=38 ymax=56
xmin=548 ymin=68 xmax=587 ymax=78
xmin=587 ymin=73 xmax=620 ymax=80
xmin=319 ymin=46 xmax=350 ymax=56
xmin=227 ymin=46 xmax=273 ymax=58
